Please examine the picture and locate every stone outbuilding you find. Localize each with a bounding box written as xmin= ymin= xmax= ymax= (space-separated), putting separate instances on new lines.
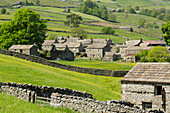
xmin=42 ymin=39 xmax=58 ymax=51
xmin=50 ymin=45 xmax=74 ymax=61
xmin=121 ymin=63 xmax=170 ymax=112
xmin=104 ymin=52 xmax=121 ymax=61
xmin=86 ymin=44 xmax=110 ymax=59
xmin=9 ymin=45 xmax=38 ymax=56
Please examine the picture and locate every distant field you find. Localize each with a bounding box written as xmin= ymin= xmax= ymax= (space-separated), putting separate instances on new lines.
xmin=53 ymin=59 xmax=136 ymax=70
xmin=0 ymin=54 xmax=122 ymax=100
xmin=0 ymin=93 xmax=76 ymax=113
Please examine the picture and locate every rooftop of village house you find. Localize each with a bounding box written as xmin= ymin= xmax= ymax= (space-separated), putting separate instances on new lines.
xmin=9 ymin=45 xmax=35 ymax=50
xmin=121 ymin=63 xmax=170 ymax=84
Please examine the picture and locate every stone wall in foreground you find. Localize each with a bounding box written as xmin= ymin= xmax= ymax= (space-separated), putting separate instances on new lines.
xmin=0 ymin=49 xmax=128 ymax=77
xmin=0 ymin=82 xmax=145 ymax=113
xmin=51 ymin=93 xmax=145 ymax=113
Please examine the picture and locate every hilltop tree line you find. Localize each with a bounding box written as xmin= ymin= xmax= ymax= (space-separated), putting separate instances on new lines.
xmin=139 ymin=8 xmax=170 ymax=22
xmin=78 ymin=0 xmax=116 ymax=22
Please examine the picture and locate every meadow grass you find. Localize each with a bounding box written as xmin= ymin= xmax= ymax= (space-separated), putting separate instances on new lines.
xmin=0 ymin=93 xmax=76 ymax=113
xmin=0 ymin=54 xmax=122 ymax=101
xmin=53 ymin=58 xmax=136 ymax=70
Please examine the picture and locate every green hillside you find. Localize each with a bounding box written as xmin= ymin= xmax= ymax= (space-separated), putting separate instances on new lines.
xmin=0 ymin=5 xmax=166 ymax=43
xmin=0 ymin=93 xmax=76 ymax=113
xmin=0 ymin=54 xmax=122 ymax=101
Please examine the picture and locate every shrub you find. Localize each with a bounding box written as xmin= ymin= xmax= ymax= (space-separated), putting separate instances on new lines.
xmin=101 ymin=27 xmax=115 ymax=35
xmin=1 ymin=8 xmax=6 ymax=14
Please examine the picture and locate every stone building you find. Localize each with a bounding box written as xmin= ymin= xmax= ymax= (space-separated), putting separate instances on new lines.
xmin=9 ymin=45 xmax=38 ymax=56
xmin=104 ymin=52 xmax=121 ymax=61
xmin=121 ymin=63 xmax=170 ymax=112
xmin=92 ymin=39 xmax=112 ymax=45
xmin=50 ymin=45 xmax=74 ymax=61
xmin=42 ymin=39 xmax=58 ymax=51
xmin=54 ymin=42 xmax=84 ymax=53
xmin=86 ymin=44 xmax=110 ymax=59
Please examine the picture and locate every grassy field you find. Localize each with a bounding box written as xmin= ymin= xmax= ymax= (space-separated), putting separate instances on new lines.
xmin=53 ymin=59 xmax=136 ymax=70
xmin=0 ymin=54 xmax=122 ymax=101
xmin=0 ymin=93 xmax=76 ymax=113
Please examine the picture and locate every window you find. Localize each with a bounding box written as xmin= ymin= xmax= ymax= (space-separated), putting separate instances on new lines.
xmin=155 ymin=86 xmax=162 ymax=95
xmin=20 ymin=49 xmax=23 ymax=53
xmin=142 ymin=102 xmax=152 ymax=110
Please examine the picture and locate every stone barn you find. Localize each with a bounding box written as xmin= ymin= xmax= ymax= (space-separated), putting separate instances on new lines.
xmin=9 ymin=45 xmax=38 ymax=56
xmin=121 ymin=63 xmax=170 ymax=112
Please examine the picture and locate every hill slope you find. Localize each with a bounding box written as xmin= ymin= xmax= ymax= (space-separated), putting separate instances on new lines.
xmin=0 ymin=54 xmax=122 ymax=100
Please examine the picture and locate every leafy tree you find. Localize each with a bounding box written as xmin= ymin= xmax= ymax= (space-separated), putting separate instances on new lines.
xmin=136 ymin=47 xmax=170 ymax=62
xmin=101 ymin=10 xmax=108 ymax=20
xmin=127 ymin=7 xmax=136 ymax=14
xmin=64 ymin=13 xmax=82 ymax=27
xmin=108 ymin=11 xmax=116 ymax=22
xmin=136 ymin=49 xmax=149 ymax=62
xmin=81 ymin=5 xmax=88 ymax=13
xmin=92 ymin=7 xmax=101 ymax=17
xmin=135 ymin=6 xmax=139 ymax=11
xmin=1 ymin=8 xmax=6 ymax=14
xmin=147 ymin=46 xmax=169 ymax=62
xmin=101 ymin=27 xmax=115 ymax=35
xmin=0 ymin=8 xmax=47 ymax=49
xmin=161 ymin=21 xmax=170 ymax=46
xmin=33 ymin=0 xmax=40 ymax=4
xmin=83 ymin=0 xmax=97 ymax=9
xmin=138 ymin=18 xmax=146 ymax=27
xmin=70 ymin=27 xmax=87 ymax=39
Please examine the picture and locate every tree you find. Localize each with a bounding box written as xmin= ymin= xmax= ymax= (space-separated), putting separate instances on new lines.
xmin=161 ymin=21 xmax=170 ymax=46
xmin=135 ymin=6 xmax=139 ymax=11
xmin=127 ymin=7 xmax=136 ymax=14
xmin=0 ymin=8 xmax=47 ymax=49
xmin=64 ymin=13 xmax=83 ymax=27
xmin=136 ymin=47 xmax=170 ymax=62
xmin=1 ymin=8 xmax=6 ymax=14
xmin=135 ymin=49 xmax=149 ymax=62
xmin=101 ymin=10 xmax=108 ymax=20
xmin=108 ymin=10 xmax=116 ymax=22
xmin=147 ymin=46 xmax=169 ymax=62
xmin=70 ymin=27 xmax=87 ymax=39
xmin=101 ymin=27 xmax=115 ymax=35
xmin=138 ymin=18 xmax=146 ymax=27
xmin=33 ymin=0 xmax=40 ymax=4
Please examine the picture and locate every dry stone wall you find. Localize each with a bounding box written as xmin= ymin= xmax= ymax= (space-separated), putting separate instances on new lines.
xmin=0 ymin=82 xmax=93 ymax=99
xmin=50 ymin=93 xmax=145 ymax=113
xmin=0 ymin=82 xmax=145 ymax=112
xmin=0 ymin=49 xmax=128 ymax=77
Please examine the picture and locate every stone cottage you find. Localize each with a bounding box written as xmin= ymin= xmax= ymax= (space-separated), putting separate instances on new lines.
xmin=104 ymin=52 xmax=121 ymax=61
xmin=50 ymin=45 xmax=74 ymax=61
xmin=42 ymin=39 xmax=58 ymax=51
xmin=121 ymin=63 xmax=170 ymax=112
xmin=86 ymin=44 xmax=110 ymax=59
xmin=9 ymin=45 xmax=38 ymax=56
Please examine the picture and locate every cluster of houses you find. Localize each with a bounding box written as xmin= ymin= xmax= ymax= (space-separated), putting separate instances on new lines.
xmin=8 ymin=36 xmax=168 ymax=62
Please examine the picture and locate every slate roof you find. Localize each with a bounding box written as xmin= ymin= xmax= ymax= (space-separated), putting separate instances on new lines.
xmin=86 ymin=44 xmax=107 ymax=49
xmin=121 ymin=63 xmax=170 ymax=84
xmin=126 ymin=40 xmax=142 ymax=46
xmin=143 ymin=40 xmax=166 ymax=45
xmin=42 ymin=40 xmax=56 ymax=46
xmin=9 ymin=45 xmax=34 ymax=50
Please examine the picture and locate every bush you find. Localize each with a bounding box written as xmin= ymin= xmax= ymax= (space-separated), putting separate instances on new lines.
xmin=101 ymin=27 xmax=115 ymax=35
xmin=6 ymin=12 xmax=10 ymax=15
xmin=1 ymin=8 xmax=6 ymax=14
